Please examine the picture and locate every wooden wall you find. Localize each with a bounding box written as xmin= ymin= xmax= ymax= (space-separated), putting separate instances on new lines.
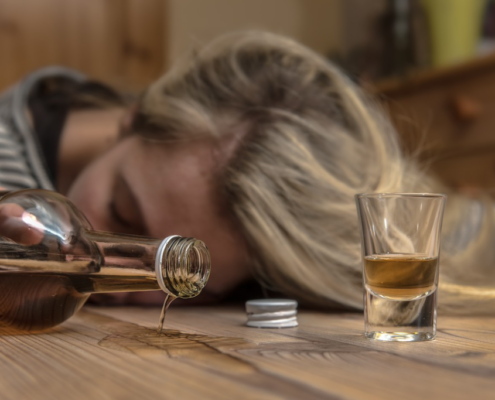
xmin=166 ymin=0 xmax=344 ymax=63
xmin=0 ymin=0 xmax=352 ymax=93
xmin=0 ymin=0 xmax=165 ymax=92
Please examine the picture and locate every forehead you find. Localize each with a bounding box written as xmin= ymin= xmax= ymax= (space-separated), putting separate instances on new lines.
xmin=120 ymin=136 xmax=223 ymax=239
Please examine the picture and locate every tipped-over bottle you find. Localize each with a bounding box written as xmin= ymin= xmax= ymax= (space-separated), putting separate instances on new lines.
xmin=0 ymin=189 xmax=211 ymax=332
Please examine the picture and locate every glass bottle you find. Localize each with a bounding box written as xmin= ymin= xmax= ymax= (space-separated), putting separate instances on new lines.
xmin=0 ymin=189 xmax=211 ymax=332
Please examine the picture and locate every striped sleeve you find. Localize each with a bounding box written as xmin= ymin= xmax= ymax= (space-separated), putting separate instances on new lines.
xmin=0 ymin=67 xmax=86 ymax=191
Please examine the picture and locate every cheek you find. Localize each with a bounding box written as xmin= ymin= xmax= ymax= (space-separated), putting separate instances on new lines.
xmin=197 ymin=223 xmax=252 ymax=298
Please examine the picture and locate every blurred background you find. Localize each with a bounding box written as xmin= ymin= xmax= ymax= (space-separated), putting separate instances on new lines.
xmin=2 ymin=0 xmax=495 ymax=189
xmin=1 ymin=0 xmax=493 ymax=91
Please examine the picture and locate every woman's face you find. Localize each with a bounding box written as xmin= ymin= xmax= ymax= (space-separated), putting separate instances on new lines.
xmin=67 ymin=135 xmax=251 ymax=304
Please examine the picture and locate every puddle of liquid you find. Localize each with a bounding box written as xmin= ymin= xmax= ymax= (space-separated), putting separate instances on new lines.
xmin=94 ymin=312 xmax=254 ymax=373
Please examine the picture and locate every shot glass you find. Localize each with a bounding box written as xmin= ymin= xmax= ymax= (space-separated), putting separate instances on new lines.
xmin=355 ymin=193 xmax=446 ymax=342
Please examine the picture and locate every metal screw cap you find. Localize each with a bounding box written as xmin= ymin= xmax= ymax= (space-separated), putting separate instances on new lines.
xmin=245 ymin=299 xmax=298 ymax=328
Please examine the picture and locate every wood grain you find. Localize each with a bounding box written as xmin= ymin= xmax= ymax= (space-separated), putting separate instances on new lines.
xmin=0 ymin=306 xmax=493 ymax=400
xmin=0 ymin=0 xmax=165 ymax=92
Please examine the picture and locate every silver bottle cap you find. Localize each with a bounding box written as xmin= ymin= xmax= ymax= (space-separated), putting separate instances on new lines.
xmin=245 ymin=299 xmax=298 ymax=328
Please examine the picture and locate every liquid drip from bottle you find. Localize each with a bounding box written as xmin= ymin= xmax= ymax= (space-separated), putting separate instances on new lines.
xmin=157 ymin=294 xmax=177 ymax=334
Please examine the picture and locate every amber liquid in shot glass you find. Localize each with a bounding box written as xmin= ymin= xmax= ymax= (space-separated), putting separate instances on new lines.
xmin=364 ymin=254 xmax=437 ymax=300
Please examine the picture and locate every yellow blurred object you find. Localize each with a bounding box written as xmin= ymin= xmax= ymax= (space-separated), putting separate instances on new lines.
xmin=422 ymin=0 xmax=486 ymax=67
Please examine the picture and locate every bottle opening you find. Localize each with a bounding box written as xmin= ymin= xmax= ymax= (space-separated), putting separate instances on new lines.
xmin=155 ymin=235 xmax=211 ymax=299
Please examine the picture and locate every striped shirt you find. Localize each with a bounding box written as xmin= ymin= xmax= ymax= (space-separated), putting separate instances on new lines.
xmin=0 ymin=67 xmax=85 ymax=191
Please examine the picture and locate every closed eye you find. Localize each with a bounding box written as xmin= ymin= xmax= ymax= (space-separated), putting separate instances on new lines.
xmin=108 ymin=175 xmax=146 ymax=235
xmin=109 ymin=200 xmax=132 ymax=228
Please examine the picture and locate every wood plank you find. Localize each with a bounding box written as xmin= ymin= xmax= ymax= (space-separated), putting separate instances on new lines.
xmin=0 ymin=305 xmax=490 ymax=400
xmin=122 ymin=0 xmax=165 ymax=88
xmin=0 ymin=306 xmax=495 ymax=400
xmin=0 ymin=0 xmax=166 ymax=92
xmin=59 ymin=0 xmax=125 ymax=83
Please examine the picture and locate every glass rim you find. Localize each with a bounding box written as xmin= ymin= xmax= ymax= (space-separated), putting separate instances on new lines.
xmin=355 ymin=192 xmax=447 ymax=199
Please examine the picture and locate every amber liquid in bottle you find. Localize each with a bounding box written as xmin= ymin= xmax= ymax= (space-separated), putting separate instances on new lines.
xmin=0 ymin=267 xmax=160 ymax=332
xmin=0 ymin=238 xmax=208 ymax=333
xmin=364 ymin=254 xmax=438 ymax=300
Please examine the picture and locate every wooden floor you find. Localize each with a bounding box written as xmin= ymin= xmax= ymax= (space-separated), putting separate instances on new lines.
xmin=0 ymin=305 xmax=493 ymax=399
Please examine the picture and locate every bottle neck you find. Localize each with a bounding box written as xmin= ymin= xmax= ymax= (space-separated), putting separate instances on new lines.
xmin=85 ymin=231 xmax=210 ymax=299
xmin=85 ymin=230 xmax=161 ymax=273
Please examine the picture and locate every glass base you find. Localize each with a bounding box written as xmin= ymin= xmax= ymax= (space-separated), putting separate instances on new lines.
xmin=364 ymin=289 xmax=437 ymax=342
xmin=365 ymin=331 xmax=434 ymax=342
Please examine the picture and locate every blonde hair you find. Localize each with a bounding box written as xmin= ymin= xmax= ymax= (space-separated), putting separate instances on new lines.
xmin=134 ymin=31 xmax=495 ymax=313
